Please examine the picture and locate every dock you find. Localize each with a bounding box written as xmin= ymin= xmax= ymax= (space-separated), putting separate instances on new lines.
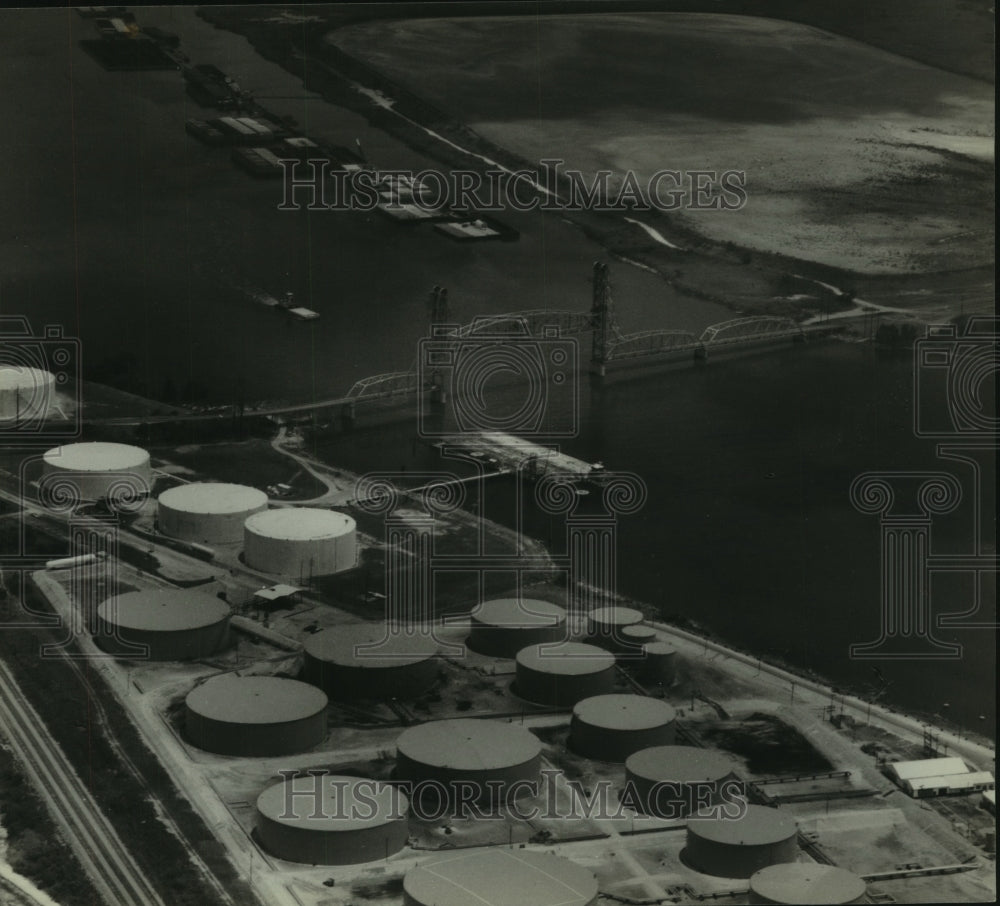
xmin=438 ymin=431 xmax=607 ymax=484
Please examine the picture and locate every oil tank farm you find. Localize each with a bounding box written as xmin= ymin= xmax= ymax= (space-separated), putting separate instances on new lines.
xmin=624 ymin=746 xmax=743 ymax=818
xmin=256 ymin=774 xmax=408 ymax=865
xmin=749 ymin=863 xmax=867 ymax=905
xmin=0 ymin=366 xmax=54 ymax=424
xmin=569 ymin=694 xmax=677 ymax=762
xmin=685 ymin=804 xmax=798 ymax=878
xmin=42 ymin=441 xmax=151 ymax=501
xmin=185 ymin=674 xmax=328 ymax=756
xmin=468 ymin=598 xmax=567 ymax=658
xmin=302 ymin=624 xmax=438 ymax=700
xmin=95 ymin=589 xmax=230 ymax=660
xmin=403 ymin=849 xmax=599 ymax=906
xmin=158 ymin=482 xmax=268 ymax=545
xmin=395 ymin=718 xmax=542 ymax=804
xmin=515 ymin=641 xmax=616 ymax=707
xmin=642 ymin=641 xmax=679 ymax=686
xmin=587 ymin=606 xmax=644 ymax=650
xmin=243 ymin=507 xmax=358 ymax=579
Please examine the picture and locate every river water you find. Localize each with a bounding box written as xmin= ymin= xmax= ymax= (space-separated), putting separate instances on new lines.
xmin=0 ymin=8 xmax=993 ymax=738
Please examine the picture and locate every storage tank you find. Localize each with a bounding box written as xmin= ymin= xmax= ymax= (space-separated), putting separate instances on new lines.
xmin=641 ymin=641 xmax=678 ymax=687
xmin=515 ymin=642 xmax=616 ymax=707
xmin=620 ymin=624 xmax=657 ymax=653
xmin=185 ymin=674 xmax=328 ymax=756
xmin=158 ymin=482 xmax=268 ymax=545
xmin=624 ymin=745 xmax=743 ymax=818
xmin=243 ymin=507 xmax=358 ymax=579
xmin=395 ymin=718 xmax=542 ymax=804
xmin=302 ymin=624 xmax=438 ymax=700
xmin=685 ymin=804 xmax=798 ymax=878
xmin=587 ymin=606 xmax=644 ymax=650
xmin=95 ymin=589 xmax=229 ymax=660
xmin=256 ymin=774 xmax=408 ymax=865
xmin=0 ymin=366 xmax=55 ymax=424
xmin=569 ymin=694 xmax=676 ymax=762
xmin=468 ymin=598 xmax=567 ymax=658
xmin=749 ymin=863 xmax=867 ymax=905
xmin=403 ymin=849 xmax=598 ymax=906
xmin=42 ymin=442 xmax=151 ymax=502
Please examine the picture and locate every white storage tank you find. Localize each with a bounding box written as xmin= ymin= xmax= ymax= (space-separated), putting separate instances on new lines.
xmin=243 ymin=507 xmax=358 ymax=579
xmin=0 ymin=366 xmax=55 ymax=424
xmin=42 ymin=442 xmax=151 ymax=502
xmin=158 ymin=482 xmax=268 ymax=545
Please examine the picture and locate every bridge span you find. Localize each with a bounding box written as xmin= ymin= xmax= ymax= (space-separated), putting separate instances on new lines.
xmin=80 ymin=263 xmax=844 ymax=427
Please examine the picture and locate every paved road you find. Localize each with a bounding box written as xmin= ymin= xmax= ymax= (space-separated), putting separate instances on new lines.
xmin=0 ymin=660 xmax=164 ymax=906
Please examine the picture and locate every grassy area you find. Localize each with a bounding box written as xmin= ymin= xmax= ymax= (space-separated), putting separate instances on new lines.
xmin=0 ymin=746 xmax=105 ymax=906
xmin=148 ymin=438 xmax=326 ymax=499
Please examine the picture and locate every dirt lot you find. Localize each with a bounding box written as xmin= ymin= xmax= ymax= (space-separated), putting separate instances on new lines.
xmin=336 ymin=13 xmax=993 ymax=277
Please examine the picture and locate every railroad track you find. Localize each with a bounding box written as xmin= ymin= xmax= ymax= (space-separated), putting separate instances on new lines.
xmin=0 ymin=660 xmax=164 ymax=906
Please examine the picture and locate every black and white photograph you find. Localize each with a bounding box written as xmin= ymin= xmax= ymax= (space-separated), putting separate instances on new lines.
xmin=0 ymin=3 xmax=995 ymax=905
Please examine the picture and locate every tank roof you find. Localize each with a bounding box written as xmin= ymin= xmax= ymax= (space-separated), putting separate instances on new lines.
xmin=516 ymin=642 xmax=616 ymax=675
xmin=573 ymin=694 xmax=676 ymax=730
xmin=750 ymin=864 xmax=866 ymax=904
xmin=98 ymin=590 xmax=229 ymax=632
xmin=244 ymin=507 xmax=355 ymax=540
xmin=403 ymin=850 xmax=597 ymax=906
xmin=689 ymin=804 xmax=797 ymax=845
xmin=304 ymin=623 xmax=437 ymax=667
xmin=186 ymin=675 xmax=327 ymax=725
xmin=397 ymin=719 xmax=541 ymax=771
xmin=257 ymin=775 xmax=406 ymax=830
xmin=158 ymin=482 xmax=267 ymax=514
xmin=588 ymin=606 xmax=644 ymax=626
xmin=43 ymin=442 xmax=149 ymax=472
xmin=473 ymin=598 xmax=566 ymax=627
xmin=0 ymin=366 xmax=53 ymax=389
xmin=622 ymin=625 xmax=657 ymax=639
xmin=626 ymin=746 xmax=736 ymax=782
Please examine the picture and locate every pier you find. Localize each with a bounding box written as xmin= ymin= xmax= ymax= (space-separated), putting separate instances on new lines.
xmin=438 ymin=431 xmax=608 ymax=484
